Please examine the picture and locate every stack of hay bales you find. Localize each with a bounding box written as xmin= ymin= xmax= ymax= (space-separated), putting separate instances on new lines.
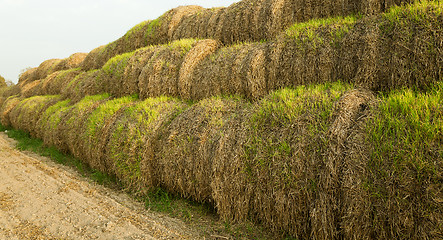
xmin=1 ymin=1 xmax=441 ymax=239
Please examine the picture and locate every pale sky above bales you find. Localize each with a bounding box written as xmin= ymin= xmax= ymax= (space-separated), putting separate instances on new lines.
xmin=0 ymin=0 xmax=240 ymax=83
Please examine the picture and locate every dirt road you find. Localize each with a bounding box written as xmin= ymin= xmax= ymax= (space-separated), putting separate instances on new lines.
xmin=0 ymin=132 xmax=202 ymax=240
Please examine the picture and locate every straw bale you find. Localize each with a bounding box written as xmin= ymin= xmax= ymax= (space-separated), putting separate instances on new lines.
xmin=61 ymin=70 xmax=103 ymax=103
xmin=59 ymin=94 xmax=110 ymax=162
xmin=28 ymin=59 xmax=63 ymax=83
xmin=9 ymin=95 xmax=60 ymax=137
xmin=340 ymin=86 xmax=442 ymax=239
xmin=0 ymin=96 xmax=22 ymax=127
xmin=18 ymin=68 xmax=37 ymax=85
xmin=138 ymin=39 xmax=197 ymax=99
xmin=40 ymin=68 xmax=83 ymax=96
xmin=100 ymin=51 xmax=137 ymax=97
xmin=53 ymin=53 xmax=87 ymax=71
xmin=105 ymin=96 xmax=186 ymax=193
xmin=1 ymin=84 xmax=21 ymax=99
xmin=82 ymin=96 xmax=136 ymax=172
xmin=178 ymin=39 xmax=221 ymax=100
xmin=81 ymin=45 xmax=106 ymax=71
xmin=167 ymin=5 xmax=203 ymax=39
xmin=119 ymin=46 xmax=156 ymax=98
xmin=20 ymin=80 xmax=42 ymax=98
xmin=36 ymin=99 xmax=73 ymax=152
xmin=154 ymin=97 xmax=243 ymax=202
xmin=310 ymin=89 xmax=375 ymax=239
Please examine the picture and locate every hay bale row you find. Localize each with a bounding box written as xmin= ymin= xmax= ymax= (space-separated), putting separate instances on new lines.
xmin=2 ymin=80 xmax=441 ymax=238
xmin=0 ymin=95 xmax=22 ymax=127
xmin=79 ymin=0 xmax=413 ymax=71
xmin=61 ymin=70 xmax=103 ymax=103
xmin=69 ymin=1 xmax=440 ymax=103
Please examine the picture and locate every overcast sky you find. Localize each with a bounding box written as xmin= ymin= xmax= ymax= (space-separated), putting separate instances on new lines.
xmin=0 ymin=0 xmax=240 ymax=83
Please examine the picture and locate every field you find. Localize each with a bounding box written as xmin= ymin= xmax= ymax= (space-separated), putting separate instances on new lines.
xmin=0 ymin=0 xmax=441 ymax=239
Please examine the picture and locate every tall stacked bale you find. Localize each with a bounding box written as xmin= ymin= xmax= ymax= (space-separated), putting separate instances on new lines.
xmin=105 ymin=96 xmax=187 ymax=193
xmin=138 ymin=39 xmax=197 ymax=99
xmin=8 ymin=95 xmax=60 ymax=137
xmin=155 ymin=96 xmax=243 ymax=203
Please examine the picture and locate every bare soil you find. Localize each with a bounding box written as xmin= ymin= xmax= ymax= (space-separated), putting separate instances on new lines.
xmin=0 ymin=132 xmax=203 ymax=240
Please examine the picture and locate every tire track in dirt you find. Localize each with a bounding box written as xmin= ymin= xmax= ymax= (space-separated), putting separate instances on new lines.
xmin=0 ymin=133 xmax=202 ymax=240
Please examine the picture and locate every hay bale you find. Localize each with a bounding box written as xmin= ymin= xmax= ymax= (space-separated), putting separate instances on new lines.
xmin=1 ymin=84 xmax=21 ymax=99
xmin=105 ymin=96 xmax=186 ymax=193
xmin=178 ymin=39 xmax=221 ymax=100
xmin=82 ymin=96 xmax=136 ymax=172
xmin=81 ymin=45 xmax=106 ymax=71
xmin=120 ymin=46 xmax=156 ymax=98
xmin=36 ymin=99 xmax=73 ymax=152
xmin=99 ymin=51 xmax=137 ymax=97
xmin=27 ymin=59 xmax=63 ymax=83
xmin=154 ymin=96 xmax=243 ymax=202
xmin=53 ymin=53 xmax=87 ymax=72
xmin=8 ymin=95 xmax=60 ymax=137
xmin=218 ymin=83 xmax=351 ymax=238
xmin=18 ymin=68 xmax=37 ymax=85
xmin=138 ymin=39 xmax=197 ymax=99
xmin=61 ymin=70 xmax=103 ymax=103
xmin=341 ymin=85 xmax=443 ymax=239
xmin=310 ymin=89 xmax=376 ymax=239
xmin=40 ymin=68 xmax=83 ymax=96
xmin=20 ymin=80 xmax=42 ymax=99
xmin=59 ymin=94 xmax=110 ymax=162
xmin=0 ymin=96 xmax=22 ymax=127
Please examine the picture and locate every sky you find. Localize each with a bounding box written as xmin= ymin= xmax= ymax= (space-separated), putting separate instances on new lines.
xmin=0 ymin=0 xmax=240 ymax=83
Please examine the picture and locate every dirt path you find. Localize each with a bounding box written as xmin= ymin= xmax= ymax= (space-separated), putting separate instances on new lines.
xmin=0 ymin=133 xmax=203 ymax=240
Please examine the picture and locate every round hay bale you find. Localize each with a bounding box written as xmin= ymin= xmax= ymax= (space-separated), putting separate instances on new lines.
xmin=62 ymin=70 xmax=103 ymax=103
xmin=0 ymin=96 xmax=22 ymax=127
xmin=36 ymin=99 xmax=73 ymax=152
xmin=28 ymin=59 xmax=63 ymax=82
xmin=20 ymin=80 xmax=42 ymax=98
xmin=105 ymin=96 xmax=187 ymax=193
xmin=81 ymin=45 xmax=106 ymax=71
xmin=120 ymin=46 xmax=156 ymax=98
xmin=341 ymin=86 xmax=443 ymax=239
xmin=100 ymin=51 xmax=137 ymax=97
xmin=53 ymin=53 xmax=88 ymax=71
xmin=310 ymin=89 xmax=376 ymax=240
xmin=40 ymin=68 xmax=83 ymax=96
xmin=154 ymin=96 xmax=243 ymax=203
xmin=178 ymin=39 xmax=221 ymax=100
xmin=167 ymin=5 xmax=203 ymax=39
xmin=18 ymin=67 xmax=37 ymax=85
xmin=82 ymin=96 xmax=136 ymax=172
xmin=138 ymin=39 xmax=197 ymax=99
xmin=59 ymin=94 xmax=110 ymax=162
